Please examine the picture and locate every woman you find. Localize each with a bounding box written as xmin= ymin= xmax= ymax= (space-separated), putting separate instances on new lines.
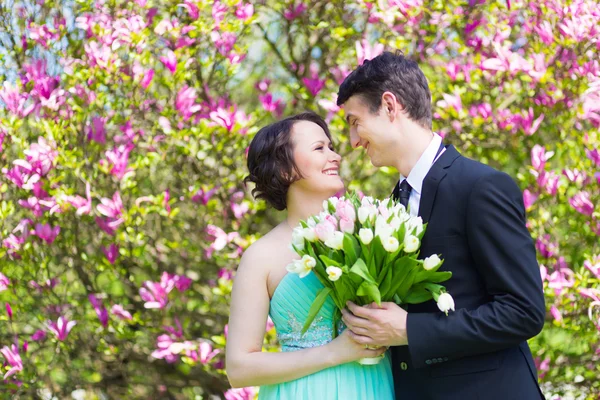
xmin=226 ymin=112 xmax=395 ymax=399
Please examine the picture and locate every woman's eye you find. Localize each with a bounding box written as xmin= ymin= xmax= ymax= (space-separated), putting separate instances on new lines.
xmin=315 ymin=146 xmax=323 ymax=151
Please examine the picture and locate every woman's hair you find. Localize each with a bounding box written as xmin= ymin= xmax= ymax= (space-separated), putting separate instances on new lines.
xmin=245 ymin=112 xmax=332 ymax=211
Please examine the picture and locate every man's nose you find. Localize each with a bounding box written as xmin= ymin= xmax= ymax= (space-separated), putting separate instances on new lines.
xmin=350 ymin=128 xmax=360 ymax=149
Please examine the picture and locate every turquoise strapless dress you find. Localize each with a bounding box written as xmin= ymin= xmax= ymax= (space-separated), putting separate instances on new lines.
xmin=258 ymin=272 xmax=395 ymax=400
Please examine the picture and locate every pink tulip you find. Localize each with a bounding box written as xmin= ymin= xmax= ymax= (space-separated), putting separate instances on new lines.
xmin=0 ymin=273 xmax=10 ymax=292
xmin=0 ymin=345 xmax=23 ymax=379
xmin=335 ymin=200 xmax=357 ymax=222
xmin=47 ymin=316 xmax=76 ymax=341
xmin=111 ymin=304 xmax=133 ymax=321
xmin=569 ymin=191 xmax=594 ymax=216
xmin=225 ymin=387 xmax=257 ymax=400
xmin=88 ymin=294 xmax=108 ymax=328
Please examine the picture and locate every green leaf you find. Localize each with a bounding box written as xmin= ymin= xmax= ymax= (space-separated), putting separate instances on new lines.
xmin=349 ymin=258 xmax=376 ymax=284
xmin=302 ymin=287 xmax=332 ymax=334
xmin=319 ymin=255 xmax=342 ymax=268
xmin=343 ymin=233 xmax=361 ymax=267
xmin=357 ymin=281 xmax=381 ymax=305
xmin=404 ymin=284 xmax=434 ymax=304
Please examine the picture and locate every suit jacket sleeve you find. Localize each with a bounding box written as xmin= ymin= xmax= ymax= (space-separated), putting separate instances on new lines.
xmin=405 ymin=171 xmax=546 ymax=368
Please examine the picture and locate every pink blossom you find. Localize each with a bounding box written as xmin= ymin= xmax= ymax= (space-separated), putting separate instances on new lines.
xmin=0 ymin=273 xmax=10 ymax=292
xmin=160 ymin=50 xmax=177 ymax=74
xmin=283 ymin=3 xmax=307 ymax=20
xmin=0 ymin=82 xmax=35 ymax=118
xmin=205 ymin=225 xmax=239 ymax=257
xmin=218 ymin=268 xmax=233 ymax=281
xmin=139 ymin=281 xmax=170 ymax=309
xmin=536 ymin=171 xmax=560 ymax=195
xmin=211 ymin=31 xmax=237 ymax=57
xmin=179 ymin=0 xmax=199 ymax=19
xmin=6 ymin=303 xmax=13 ymax=319
xmin=29 ymin=278 xmax=58 ymax=291
xmin=547 ymin=267 xmax=575 ymax=296
xmin=191 ymin=187 xmax=217 ymax=204
xmin=176 ymin=85 xmax=202 ymax=121
xmin=102 ymin=243 xmax=119 ymax=264
xmin=101 ymin=143 xmax=134 ymax=179
xmin=563 ymin=168 xmax=585 ymax=184
xmin=437 ymin=90 xmax=463 ymax=113
xmin=23 ymin=137 xmax=58 ymax=176
xmin=88 ymin=294 xmax=108 ymax=328
xmin=586 ymin=148 xmax=600 ymax=167
xmin=47 ymin=316 xmax=76 ymax=341
xmin=356 ymin=39 xmax=384 ymax=66
xmin=259 ymin=93 xmax=284 ymax=117
xmin=65 ymin=181 xmax=92 ymax=215
xmin=236 ymin=2 xmax=254 ymax=21
xmin=151 ymin=334 xmax=178 ymax=363
xmin=97 ymin=191 xmax=123 ymax=219
xmin=302 ymin=66 xmax=326 ymax=97
xmin=87 ymin=116 xmax=107 ymax=144
xmin=3 ymin=163 xmax=40 ymax=190
xmin=550 ymin=305 xmax=562 ymax=322
xmin=536 ymin=357 xmax=550 ymax=380
xmin=569 ymin=191 xmax=594 ymax=216
xmin=141 ymin=68 xmax=154 ymax=89
xmin=522 ymin=189 xmax=538 ymax=210
xmin=531 ymin=145 xmax=553 ymax=170
xmin=536 ymin=235 xmax=558 ymax=259
xmin=34 ymin=223 xmax=60 ymax=244
xmin=212 ymin=1 xmax=227 ymax=27
xmin=584 ymin=256 xmax=600 ymax=279
xmin=0 ymin=345 xmax=23 ymax=379
xmin=518 ymin=108 xmax=544 ymax=136
xmin=31 ymin=330 xmax=47 ymax=341
xmin=534 ymin=21 xmax=554 ymax=46
xmin=111 ymin=304 xmax=133 ymax=321
xmin=209 ymin=104 xmax=243 ymax=132
xmin=198 ymin=341 xmax=219 ymax=364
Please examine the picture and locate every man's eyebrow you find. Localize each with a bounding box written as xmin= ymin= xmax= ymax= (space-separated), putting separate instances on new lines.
xmin=345 ymin=114 xmax=354 ymax=123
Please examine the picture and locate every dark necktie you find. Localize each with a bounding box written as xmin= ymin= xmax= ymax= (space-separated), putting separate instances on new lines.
xmin=398 ymin=179 xmax=412 ymax=208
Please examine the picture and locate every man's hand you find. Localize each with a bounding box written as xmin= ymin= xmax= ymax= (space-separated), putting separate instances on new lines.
xmin=341 ymin=301 xmax=409 ymax=347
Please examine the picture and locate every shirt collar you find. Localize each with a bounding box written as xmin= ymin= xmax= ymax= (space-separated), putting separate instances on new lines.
xmin=400 ymin=133 xmax=443 ymax=195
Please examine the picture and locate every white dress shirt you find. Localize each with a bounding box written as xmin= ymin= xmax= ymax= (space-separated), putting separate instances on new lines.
xmin=399 ymin=133 xmax=446 ymax=217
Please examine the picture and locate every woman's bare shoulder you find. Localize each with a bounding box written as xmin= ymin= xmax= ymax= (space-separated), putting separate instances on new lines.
xmin=239 ymin=225 xmax=291 ymax=271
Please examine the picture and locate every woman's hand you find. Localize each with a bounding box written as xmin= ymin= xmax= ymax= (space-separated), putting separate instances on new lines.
xmin=326 ymin=328 xmax=387 ymax=365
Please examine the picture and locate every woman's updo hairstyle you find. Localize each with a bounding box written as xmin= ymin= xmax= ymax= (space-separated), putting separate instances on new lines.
xmin=245 ymin=112 xmax=331 ymax=211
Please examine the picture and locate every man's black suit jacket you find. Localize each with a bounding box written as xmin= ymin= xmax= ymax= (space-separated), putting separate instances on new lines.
xmin=391 ymin=145 xmax=546 ymax=400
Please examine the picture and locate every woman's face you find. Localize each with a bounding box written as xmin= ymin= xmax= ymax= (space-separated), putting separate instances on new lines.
xmin=290 ymin=120 xmax=344 ymax=195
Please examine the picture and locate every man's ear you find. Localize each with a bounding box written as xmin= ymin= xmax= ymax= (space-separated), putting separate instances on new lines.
xmin=381 ymin=91 xmax=402 ymax=121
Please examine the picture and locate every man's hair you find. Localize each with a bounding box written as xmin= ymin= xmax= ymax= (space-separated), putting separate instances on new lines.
xmin=244 ymin=112 xmax=332 ymax=211
xmin=337 ymin=51 xmax=432 ymax=130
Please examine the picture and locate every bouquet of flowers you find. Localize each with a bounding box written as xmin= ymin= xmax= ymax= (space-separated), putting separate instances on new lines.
xmin=287 ymin=193 xmax=454 ymax=341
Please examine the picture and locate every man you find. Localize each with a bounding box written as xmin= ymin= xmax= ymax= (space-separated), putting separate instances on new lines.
xmin=337 ymin=51 xmax=546 ymax=400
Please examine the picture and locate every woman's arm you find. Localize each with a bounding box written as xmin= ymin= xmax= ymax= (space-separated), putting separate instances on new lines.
xmin=225 ymin=244 xmax=384 ymax=388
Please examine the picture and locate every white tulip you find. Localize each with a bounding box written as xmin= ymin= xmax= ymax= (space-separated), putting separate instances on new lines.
xmin=404 ymin=235 xmax=420 ymax=253
xmin=383 ymin=236 xmax=399 ymax=253
xmin=407 ymin=216 xmax=424 ymax=235
xmin=423 ymin=254 xmax=442 ymax=271
xmin=375 ymin=215 xmax=394 ymax=240
xmin=324 ymin=231 xmax=344 ymax=250
xmin=359 ymin=228 xmax=374 ymax=245
xmin=361 ymin=196 xmax=375 ymax=206
xmin=437 ymin=292 xmax=455 ymax=316
xmin=326 ymin=266 xmax=343 ymax=281
xmin=291 ymin=227 xmax=305 ymax=250
xmin=390 ymin=216 xmax=402 ymax=231
xmin=358 ymin=206 xmax=370 ymax=224
xmin=303 ymin=227 xmax=317 ymax=242
xmin=286 ymin=255 xmax=316 ymax=278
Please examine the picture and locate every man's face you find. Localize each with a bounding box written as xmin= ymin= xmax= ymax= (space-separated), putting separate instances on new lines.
xmin=342 ymin=95 xmax=399 ymax=168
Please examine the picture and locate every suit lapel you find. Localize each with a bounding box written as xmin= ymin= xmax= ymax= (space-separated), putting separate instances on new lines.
xmin=418 ymin=145 xmax=461 ymax=223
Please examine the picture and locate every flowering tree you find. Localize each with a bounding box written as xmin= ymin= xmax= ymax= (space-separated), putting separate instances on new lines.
xmin=0 ymin=0 xmax=598 ymax=399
